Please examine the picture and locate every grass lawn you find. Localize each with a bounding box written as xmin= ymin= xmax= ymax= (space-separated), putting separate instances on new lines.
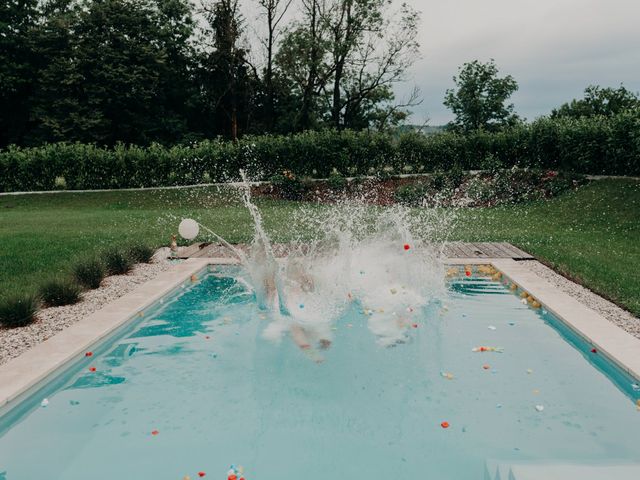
xmin=1 ymin=178 xmax=638 ymax=316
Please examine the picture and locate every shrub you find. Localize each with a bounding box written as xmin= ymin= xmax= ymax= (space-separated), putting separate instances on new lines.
xmin=327 ymin=171 xmax=348 ymax=191
xmin=0 ymin=111 xmax=638 ymax=194
xmin=104 ymin=248 xmax=133 ymax=275
xmin=0 ymin=294 xmax=40 ymax=328
xmin=394 ymin=183 xmax=431 ymax=206
xmin=270 ymin=170 xmax=305 ymax=200
xmin=39 ymin=279 xmax=82 ymax=307
xmin=129 ymin=243 xmax=155 ymax=264
xmin=73 ymin=257 xmax=106 ymax=289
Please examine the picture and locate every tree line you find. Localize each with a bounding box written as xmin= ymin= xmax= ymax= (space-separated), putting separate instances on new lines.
xmin=0 ymin=0 xmax=420 ymax=147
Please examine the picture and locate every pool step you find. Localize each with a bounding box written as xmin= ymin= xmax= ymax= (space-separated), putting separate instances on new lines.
xmin=485 ymin=461 xmax=640 ymax=480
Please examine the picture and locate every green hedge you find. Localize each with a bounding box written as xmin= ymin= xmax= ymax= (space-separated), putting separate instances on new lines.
xmin=1 ymin=111 xmax=639 ymax=192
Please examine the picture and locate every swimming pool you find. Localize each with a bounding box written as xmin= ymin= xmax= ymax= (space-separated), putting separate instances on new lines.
xmin=1 ymin=266 xmax=639 ymax=479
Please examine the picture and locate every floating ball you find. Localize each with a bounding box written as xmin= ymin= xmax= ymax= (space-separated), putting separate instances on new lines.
xmin=465 ymin=270 xmax=471 ymax=277
xmin=151 ymin=430 xmax=159 ymax=436
xmin=591 ymin=348 xmax=597 ymax=354
xmin=179 ymin=218 xmax=200 ymax=240
xmin=483 ymin=364 xmax=490 ymax=370
xmin=85 ymin=351 xmax=93 ymax=357
xmin=403 ymin=243 xmax=410 ymax=251
xmin=441 ymin=421 xmax=450 ymax=429
xmin=198 ymin=472 xmax=206 ymax=478
xmin=89 ymin=367 xmax=96 ymax=372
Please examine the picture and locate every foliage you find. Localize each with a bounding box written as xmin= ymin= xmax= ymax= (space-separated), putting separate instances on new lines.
xmin=270 ymin=170 xmax=305 ymax=200
xmin=1 ymin=109 xmax=639 ymax=193
xmin=552 ymin=85 xmax=640 ymax=119
xmin=39 ymin=278 xmax=82 ymax=307
xmin=0 ymin=294 xmax=40 ymax=328
xmin=73 ymin=257 xmax=106 ymax=289
xmin=327 ymin=171 xmax=348 ymax=191
xmin=395 ymin=168 xmax=585 ymax=208
xmin=0 ymin=0 xmax=421 ymax=147
xmin=104 ymin=248 xmax=134 ymax=275
xmin=444 ymin=59 xmax=519 ymax=132
xmin=128 ymin=243 xmax=156 ymax=264
xmin=394 ymin=182 xmax=430 ymax=206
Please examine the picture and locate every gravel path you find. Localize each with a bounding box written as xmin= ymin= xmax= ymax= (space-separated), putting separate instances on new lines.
xmin=0 ymin=249 xmax=174 ymax=366
xmin=521 ymin=260 xmax=640 ymax=339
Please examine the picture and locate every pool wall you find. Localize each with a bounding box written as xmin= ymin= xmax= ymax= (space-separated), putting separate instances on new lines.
xmin=1 ymin=256 xmax=639 ymax=421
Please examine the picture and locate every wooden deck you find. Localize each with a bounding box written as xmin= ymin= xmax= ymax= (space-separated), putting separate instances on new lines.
xmin=178 ymin=242 xmax=533 ymax=260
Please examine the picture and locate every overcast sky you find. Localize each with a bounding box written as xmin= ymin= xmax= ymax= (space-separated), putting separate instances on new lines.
xmin=397 ymin=0 xmax=640 ymax=125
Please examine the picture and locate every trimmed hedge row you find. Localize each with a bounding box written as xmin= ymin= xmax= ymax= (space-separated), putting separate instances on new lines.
xmin=1 ymin=111 xmax=639 ymax=192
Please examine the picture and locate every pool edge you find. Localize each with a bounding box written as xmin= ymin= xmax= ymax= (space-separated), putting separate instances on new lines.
xmin=0 ymin=258 xmax=238 ymax=415
xmin=448 ymin=258 xmax=640 ymax=383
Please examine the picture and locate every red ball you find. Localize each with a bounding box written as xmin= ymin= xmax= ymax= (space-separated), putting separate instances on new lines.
xmin=441 ymin=421 xmax=450 ymax=429
xmin=198 ymin=472 xmax=206 ymax=478
xmin=89 ymin=367 xmax=96 ymax=372
xmin=591 ymin=348 xmax=597 ymax=353
xmin=465 ymin=270 xmax=471 ymax=277
xmin=403 ymin=243 xmax=410 ymax=251
xmin=85 ymin=351 xmax=93 ymax=357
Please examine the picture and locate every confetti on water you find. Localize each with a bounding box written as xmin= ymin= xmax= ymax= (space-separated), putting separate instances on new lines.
xmin=472 ymin=346 xmax=503 ymax=352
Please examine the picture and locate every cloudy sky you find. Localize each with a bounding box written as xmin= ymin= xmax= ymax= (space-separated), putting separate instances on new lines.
xmin=397 ymin=0 xmax=640 ymax=125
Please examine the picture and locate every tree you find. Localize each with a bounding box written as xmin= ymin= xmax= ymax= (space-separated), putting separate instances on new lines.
xmin=551 ymin=85 xmax=640 ymax=119
xmin=27 ymin=0 xmax=197 ymax=146
xmin=275 ymin=0 xmax=328 ymax=131
xmin=444 ymin=59 xmax=519 ymax=132
xmin=200 ymin=0 xmax=254 ymax=139
xmin=0 ymin=0 xmax=40 ymax=146
xmin=277 ymin=0 xmax=420 ymax=131
xmin=256 ymin=0 xmax=293 ymax=131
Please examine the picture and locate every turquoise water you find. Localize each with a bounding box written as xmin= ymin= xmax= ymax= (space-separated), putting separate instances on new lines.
xmin=1 ymin=267 xmax=640 ymax=479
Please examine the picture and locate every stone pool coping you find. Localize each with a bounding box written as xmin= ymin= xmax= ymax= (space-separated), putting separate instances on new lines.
xmin=1 ymin=257 xmax=639 ymax=418
xmin=450 ymin=258 xmax=640 ymax=382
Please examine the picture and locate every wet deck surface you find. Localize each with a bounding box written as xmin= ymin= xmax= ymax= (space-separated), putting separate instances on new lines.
xmin=178 ymin=242 xmax=534 ymax=260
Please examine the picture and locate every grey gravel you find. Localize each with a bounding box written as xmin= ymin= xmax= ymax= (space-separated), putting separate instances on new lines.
xmin=0 ymin=249 xmax=174 ymax=366
xmin=521 ymin=260 xmax=640 ymax=339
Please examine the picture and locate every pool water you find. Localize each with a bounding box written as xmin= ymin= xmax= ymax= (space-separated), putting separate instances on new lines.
xmin=1 ymin=268 xmax=639 ymax=479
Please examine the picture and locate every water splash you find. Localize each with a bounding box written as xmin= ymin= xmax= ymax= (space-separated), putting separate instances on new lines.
xmin=201 ymin=175 xmax=453 ymax=356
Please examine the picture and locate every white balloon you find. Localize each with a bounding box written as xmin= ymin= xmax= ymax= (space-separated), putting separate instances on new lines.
xmin=178 ymin=218 xmax=199 ymax=240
